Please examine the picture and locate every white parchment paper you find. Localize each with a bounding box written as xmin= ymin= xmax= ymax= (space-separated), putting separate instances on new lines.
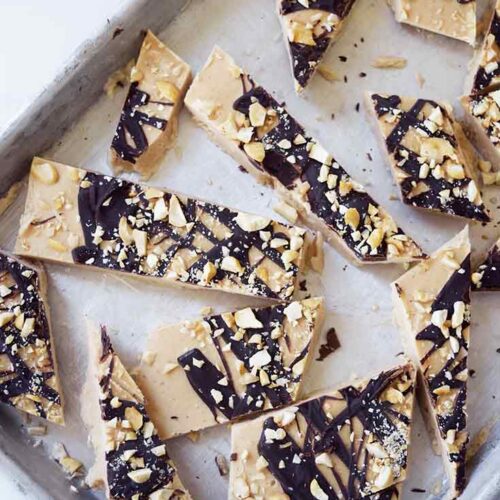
xmin=0 ymin=0 xmax=499 ymax=498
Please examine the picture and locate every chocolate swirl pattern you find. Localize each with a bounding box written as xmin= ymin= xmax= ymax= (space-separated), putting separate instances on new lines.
xmin=16 ymin=159 xmax=305 ymax=301
xmin=472 ymin=237 xmax=500 ymax=291
xmin=109 ymin=30 xmax=192 ymax=179
xmin=95 ymin=327 xmax=189 ymax=499
xmin=185 ymin=47 xmax=424 ymax=264
xmin=277 ymin=0 xmax=357 ymax=90
xmin=229 ymin=364 xmax=416 ymax=499
xmin=137 ymin=298 xmax=324 ymax=439
xmin=0 ymin=252 xmax=63 ymax=424
xmin=392 ymin=227 xmax=471 ymax=498
xmin=111 ymin=82 xmax=169 ymax=164
xmin=369 ymin=94 xmax=490 ymax=222
xmin=232 ymin=82 xmax=423 ymax=263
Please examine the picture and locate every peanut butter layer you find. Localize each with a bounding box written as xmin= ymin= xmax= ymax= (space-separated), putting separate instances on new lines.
xmin=229 ymin=363 xmax=416 ymax=500
xmin=15 ymin=158 xmax=306 ymax=301
xmin=392 ymin=227 xmax=471 ymax=498
xmin=277 ymin=0 xmax=357 ymax=92
xmin=0 ymin=251 xmax=64 ymax=424
xmin=460 ymin=2 xmax=500 ymax=168
xmin=387 ymin=0 xmax=476 ymax=46
xmin=368 ymin=93 xmax=490 ymax=222
xmin=460 ymin=91 xmax=500 ymax=169
xmin=136 ymin=297 xmax=324 ymax=439
xmin=472 ymin=236 xmax=500 ymax=290
xmin=466 ymin=0 xmax=500 ymax=94
xmin=110 ymin=31 xmax=192 ymax=179
xmin=85 ymin=326 xmax=190 ymax=499
xmin=185 ymin=47 xmax=424 ymax=265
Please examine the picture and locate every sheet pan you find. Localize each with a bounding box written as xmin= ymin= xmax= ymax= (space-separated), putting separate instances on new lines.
xmin=0 ymin=0 xmax=498 ymax=498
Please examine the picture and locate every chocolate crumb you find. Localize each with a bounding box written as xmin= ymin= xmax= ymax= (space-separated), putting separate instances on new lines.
xmin=230 ymin=453 xmax=238 ymax=461
xmin=496 ymin=348 xmax=500 ymax=353
xmin=469 ymin=369 xmax=476 ymax=377
xmin=339 ymin=56 xmax=347 ymax=62
xmin=331 ymin=113 xmax=335 ymax=120
xmin=112 ymin=27 xmax=124 ymax=39
xmin=238 ymin=165 xmax=248 ymax=174
xmin=344 ymin=75 xmax=348 ymax=83
xmin=411 ymin=488 xmax=426 ymax=493
xmin=367 ymin=153 xmax=373 ymax=161
xmin=354 ymin=43 xmax=358 ymax=48
xmin=361 ymin=37 xmax=365 ymax=43
xmin=316 ymin=328 xmax=341 ymax=361
xmin=355 ymin=103 xmax=360 ymax=112
xmin=299 ymin=280 xmax=308 ymax=292
xmin=396 ymin=351 xmax=405 ymax=357
xmin=359 ymin=72 xmax=367 ymax=78
xmin=215 ymin=455 xmax=229 ymax=476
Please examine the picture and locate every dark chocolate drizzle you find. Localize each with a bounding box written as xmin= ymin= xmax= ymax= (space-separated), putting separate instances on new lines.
xmin=279 ymin=0 xmax=356 ymax=87
xmin=257 ymin=366 xmax=412 ymax=499
xmin=0 ymin=253 xmax=61 ymax=420
xmin=111 ymin=82 xmax=169 ymax=164
xmin=177 ymin=304 xmax=311 ymax=421
xmin=72 ymin=171 xmax=299 ymax=300
xmin=233 ymin=87 xmax=419 ymax=261
xmin=98 ymin=327 xmax=185 ymax=499
xmin=472 ymin=12 xmax=500 ymax=93
xmin=415 ymin=255 xmax=470 ymax=493
xmin=473 ymin=243 xmax=500 ymax=291
xmin=371 ymin=94 xmax=490 ymax=222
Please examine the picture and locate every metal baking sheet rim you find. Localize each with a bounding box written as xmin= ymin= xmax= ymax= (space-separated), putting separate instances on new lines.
xmin=0 ymin=0 xmax=498 ymax=499
xmin=0 ymin=0 xmax=188 ymax=498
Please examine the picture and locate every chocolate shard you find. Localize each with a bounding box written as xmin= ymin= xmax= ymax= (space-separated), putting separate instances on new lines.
xmin=460 ymin=1 xmax=500 ymax=169
xmin=368 ymin=93 xmax=490 ymax=222
xmin=185 ymin=47 xmax=425 ymax=265
xmin=472 ymin=237 xmax=500 ymax=291
xmin=86 ymin=326 xmax=190 ymax=499
xmin=0 ymin=251 xmax=64 ymax=424
xmin=392 ymin=227 xmax=471 ymax=498
xmin=110 ymin=30 xmax=192 ymax=179
xmin=276 ymin=0 xmax=357 ymax=92
xmin=16 ymin=157 xmax=307 ymax=302
xmin=387 ymin=0 xmax=475 ymax=46
xmin=229 ymin=363 xmax=416 ymax=499
xmin=136 ymin=298 xmax=324 ymax=439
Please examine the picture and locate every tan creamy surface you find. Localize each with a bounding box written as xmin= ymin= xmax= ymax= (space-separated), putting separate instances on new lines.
xmin=137 ymin=297 xmax=324 ymax=438
xmin=15 ymin=158 xmax=305 ymax=300
xmin=389 ymin=0 xmax=476 ymax=45
xmin=229 ymin=365 xmax=415 ymax=500
xmin=110 ymin=31 xmax=192 ymax=178
xmin=186 ymin=48 xmax=425 ymax=264
xmin=392 ymin=227 xmax=471 ymax=496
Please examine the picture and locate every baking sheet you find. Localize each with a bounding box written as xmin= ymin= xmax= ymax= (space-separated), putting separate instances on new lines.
xmin=0 ymin=0 xmax=499 ymax=498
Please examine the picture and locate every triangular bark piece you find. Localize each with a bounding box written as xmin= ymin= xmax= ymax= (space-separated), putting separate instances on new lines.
xmin=185 ymin=48 xmax=425 ymax=265
xmin=368 ymin=93 xmax=490 ymax=222
xmin=84 ymin=326 xmax=190 ymax=499
xmin=460 ymin=2 xmax=500 ymax=168
xmin=277 ymin=0 xmax=357 ymax=92
xmin=229 ymin=363 xmax=416 ymax=499
xmin=472 ymin=236 xmax=500 ymax=290
xmin=392 ymin=227 xmax=471 ymax=497
xmin=110 ymin=31 xmax=192 ymax=179
xmin=0 ymin=251 xmax=64 ymax=424
xmin=137 ymin=298 xmax=324 ymax=438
